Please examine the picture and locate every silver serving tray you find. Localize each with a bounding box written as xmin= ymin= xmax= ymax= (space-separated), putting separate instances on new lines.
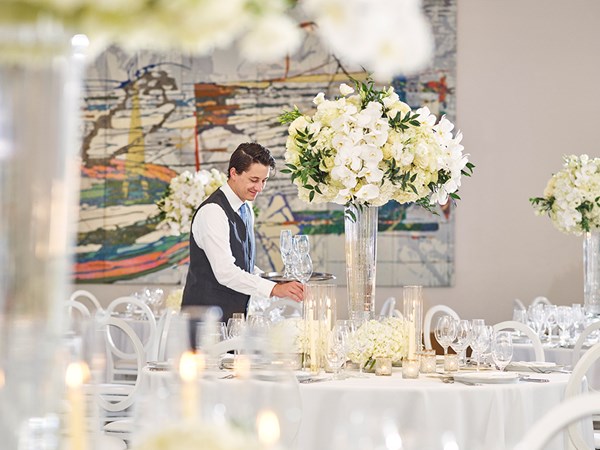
xmin=260 ymin=272 xmax=336 ymax=283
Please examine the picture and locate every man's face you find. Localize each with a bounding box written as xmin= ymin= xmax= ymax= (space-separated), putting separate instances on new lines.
xmin=229 ymin=163 xmax=270 ymax=202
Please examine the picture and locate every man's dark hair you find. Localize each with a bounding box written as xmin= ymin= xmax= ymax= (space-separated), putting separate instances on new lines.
xmin=228 ymin=142 xmax=276 ymax=178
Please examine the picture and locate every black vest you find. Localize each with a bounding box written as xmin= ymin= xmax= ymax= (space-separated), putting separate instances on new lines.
xmin=181 ymin=188 xmax=253 ymax=321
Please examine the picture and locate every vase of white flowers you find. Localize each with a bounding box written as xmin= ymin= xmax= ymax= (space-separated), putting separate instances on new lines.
xmin=531 ymin=154 xmax=600 ymax=315
xmin=280 ymin=78 xmax=472 ymax=318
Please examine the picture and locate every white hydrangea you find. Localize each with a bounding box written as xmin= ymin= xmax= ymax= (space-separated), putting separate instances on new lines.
xmin=531 ymin=154 xmax=600 ymax=235
xmin=347 ymin=317 xmax=408 ymax=365
xmin=157 ymin=168 xmax=227 ymax=236
xmin=281 ymin=81 xmax=471 ymax=209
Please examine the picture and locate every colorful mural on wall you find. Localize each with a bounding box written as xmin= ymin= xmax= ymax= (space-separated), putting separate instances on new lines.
xmin=75 ymin=0 xmax=457 ymax=286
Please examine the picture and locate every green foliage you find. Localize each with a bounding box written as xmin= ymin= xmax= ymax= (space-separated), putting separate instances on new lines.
xmin=278 ymin=106 xmax=302 ymax=124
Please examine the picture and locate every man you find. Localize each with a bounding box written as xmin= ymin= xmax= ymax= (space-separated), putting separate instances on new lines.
xmin=182 ymin=142 xmax=304 ymax=321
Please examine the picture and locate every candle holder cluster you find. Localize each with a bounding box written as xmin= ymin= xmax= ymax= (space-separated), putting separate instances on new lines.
xmin=403 ymin=285 xmax=424 ymax=378
xmin=302 ymin=282 xmax=336 ymax=374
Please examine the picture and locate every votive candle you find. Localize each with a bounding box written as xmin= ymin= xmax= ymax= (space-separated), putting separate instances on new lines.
xmin=420 ymin=349 xmax=437 ymax=374
xmin=444 ymin=353 xmax=459 ymax=373
xmin=402 ymin=358 xmax=419 ymax=379
xmin=375 ymin=358 xmax=392 ymax=376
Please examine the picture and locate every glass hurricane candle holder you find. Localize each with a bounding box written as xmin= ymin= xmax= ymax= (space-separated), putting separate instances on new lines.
xmin=375 ymin=357 xmax=392 ymax=376
xmin=402 ymin=358 xmax=420 ymax=379
xmin=420 ymin=349 xmax=437 ymax=374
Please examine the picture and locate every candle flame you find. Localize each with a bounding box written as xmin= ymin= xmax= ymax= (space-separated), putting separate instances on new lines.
xmin=0 ymin=368 xmax=5 ymax=389
xmin=179 ymin=351 xmax=198 ymax=382
xmin=257 ymin=409 xmax=280 ymax=446
xmin=65 ymin=362 xmax=89 ymax=388
xmin=233 ymin=354 xmax=251 ymax=379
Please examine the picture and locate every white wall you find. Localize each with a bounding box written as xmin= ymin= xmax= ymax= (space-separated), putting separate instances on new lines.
xmin=76 ymin=0 xmax=600 ymax=323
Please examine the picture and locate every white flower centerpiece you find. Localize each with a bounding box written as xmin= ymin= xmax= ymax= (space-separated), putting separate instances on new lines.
xmin=530 ymin=154 xmax=600 ymax=314
xmin=157 ymin=168 xmax=227 ymax=236
xmin=347 ymin=317 xmax=409 ymax=370
xmin=279 ymin=78 xmax=473 ymax=319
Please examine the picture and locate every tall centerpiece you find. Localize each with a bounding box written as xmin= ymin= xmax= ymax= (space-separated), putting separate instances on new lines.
xmin=530 ymin=154 xmax=600 ymax=315
xmin=280 ymin=79 xmax=472 ymax=320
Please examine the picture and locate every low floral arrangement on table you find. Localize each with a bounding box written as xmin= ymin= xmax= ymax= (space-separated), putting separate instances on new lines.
xmin=131 ymin=421 xmax=263 ymax=450
xmin=279 ymin=79 xmax=474 ymax=213
xmin=164 ymin=288 xmax=184 ymax=312
xmin=157 ymin=168 xmax=227 ymax=236
xmin=347 ymin=317 xmax=408 ymax=369
xmin=530 ymin=154 xmax=600 ymax=235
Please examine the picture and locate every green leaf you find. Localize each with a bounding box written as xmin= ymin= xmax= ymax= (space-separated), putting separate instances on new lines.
xmin=278 ymin=106 xmax=303 ymax=124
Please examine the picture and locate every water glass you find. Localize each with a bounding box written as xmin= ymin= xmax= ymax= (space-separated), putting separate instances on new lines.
xmin=293 ymin=234 xmax=310 ymax=255
xmin=556 ymin=306 xmax=573 ymax=346
xmin=294 ymin=253 xmax=313 ymax=284
xmin=544 ymin=304 xmax=557 ymax=343
xmin=491 ymin=331 xmax=513 ymax=371
xmin=434 ymin=315 xmax=457 ymax=355
xmin=450 ymin=319 xmax=472 ymax=367
xmin=471 ymin=320 xmax=491 ymax=371
xmin=325 ymin=330 xmax=347 ymax=379
xmin=280 ymin=230 xmax=293 ymax=278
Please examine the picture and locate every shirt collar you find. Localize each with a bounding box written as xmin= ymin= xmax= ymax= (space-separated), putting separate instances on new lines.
xmin=222 ymin=182 xmax=245 ymax=212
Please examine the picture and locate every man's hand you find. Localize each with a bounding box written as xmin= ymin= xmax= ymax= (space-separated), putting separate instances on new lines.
xmin=271 ymin=281 xmax=304 ymax=302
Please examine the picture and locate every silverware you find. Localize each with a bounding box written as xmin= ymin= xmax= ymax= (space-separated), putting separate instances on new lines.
xmin=519 ymin=375 xmax=549 ymax=383
xmin=299 ymin=377 xmax=331 ymax=384
xmin=441 ymin=377 xmax=482 ymax=386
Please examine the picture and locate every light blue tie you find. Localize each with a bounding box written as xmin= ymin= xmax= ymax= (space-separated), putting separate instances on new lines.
xmin=239 ymin=203 xmax=254 ymax=269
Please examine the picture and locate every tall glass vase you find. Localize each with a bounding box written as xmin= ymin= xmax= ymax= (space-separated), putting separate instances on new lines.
xmin=344 ymin=205 xmax=378 ymax=321
xmin=0 ymin=21 xmax=85 ymax=449
xmin=583 ymin=231 xmax=600 ymax=315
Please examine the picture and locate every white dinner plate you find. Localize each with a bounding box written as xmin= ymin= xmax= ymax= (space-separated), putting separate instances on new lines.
xmin=453 ymin=371 xmax=519 ymax=384
xmin=505 ymin=361 xmax=558 ymax=372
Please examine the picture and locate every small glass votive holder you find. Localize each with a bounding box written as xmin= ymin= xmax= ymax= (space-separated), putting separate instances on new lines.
xmin=444 ymin=353 xmax=459 ymax=373
xmin=375 ymin=357 xmax=392 ymax=376
xmin=402 ymin=358 xmax=420 ymax=379
xmin=420 ymin=349 xmax=437 ymax=374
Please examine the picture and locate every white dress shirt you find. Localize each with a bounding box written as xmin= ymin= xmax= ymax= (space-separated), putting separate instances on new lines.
xmin=191 ymin=182 xmax=275 ymax=299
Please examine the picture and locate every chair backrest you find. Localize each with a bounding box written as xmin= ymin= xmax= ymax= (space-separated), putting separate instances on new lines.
xmin=97 ymin=317 xmax=144 ymax=413
xmin=154 ymin=308 xmax=176 ymax=362
xmin=492 ymin=320 xmax=545 ymax=362
xmin=572 ymin=320 xmax=600 ymax=367
xmin=564 ymin=341 xmax=600 ymax=449
xmin=423 ymin=305 xmax=460 ymax=350
xmin=531 ymin=296 xmax=551 ymax=306
xmin=513 ymin=392 xmax=600 ymax=450
xmin=70 ymin=289 xmax=103 ymax=312
xmin=513 ymin=298 xmax=526 ymax=310
xmin=379 ymin=297 xmax=396 ymax=317
xmin=106 ymin=296 xmax=157 ymax=360
xmin=65 ymin=300 xmax=91 ymax=319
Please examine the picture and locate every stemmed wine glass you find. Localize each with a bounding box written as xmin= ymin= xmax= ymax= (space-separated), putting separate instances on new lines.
xmin=280 ymin=230 xmax=293 ymax=278
xmin=434 ymin=315 xmax=457 ymax=356
xmin=325 ymin=325 xmax=348 ymax=380
xmin=491 ymin=331 xmax=513 ymax=371
xmin=556 ymin=305 xmax=573 ymax=347
xmin=294 ymin=253 xmax=313 ymax=285
xmin=450 ymin=319 xmax=472 ymax=367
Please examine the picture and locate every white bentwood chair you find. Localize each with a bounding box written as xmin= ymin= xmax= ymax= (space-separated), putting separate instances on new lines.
xmin=424 ymin=305 xmax=460 ymax=350
xmin=70 ymin=289 xmax=103 ymax=313
xmin=513 ymin=392 xmax=600 ymax=450
xmin=531 ymin=296 xmax=552 ymax=307
xmin=564 ymin=341 xmax=600 ymax=449
xmin=572 ymin=320 xmax=600 ymax=368
xmin=492 ymin=320 xmax=545 ymax=362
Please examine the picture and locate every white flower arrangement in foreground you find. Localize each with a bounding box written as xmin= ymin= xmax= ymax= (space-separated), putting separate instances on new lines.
xmin=279 ymin=79 xmax=473 ymax=212
xmin=131 ymin=421 xmax=262 ymax=450
xmin=3 ymin=0 xmax=433 ymax=78
xmin=157 ymin=168 xmax=227 ymax=236
xmin=347 ymin=317 xmax=408 ymax=367
xmin=530 ymin=154 xmax=600 ymax=235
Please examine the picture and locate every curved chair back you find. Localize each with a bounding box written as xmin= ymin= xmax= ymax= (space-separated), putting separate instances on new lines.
xmin=154 ymin=308 xmax=176 ymax=362
xmin=379 ymin=297 xmax=396 ymax=317
xmin=65 ymin=300 xmax=92 ymax=319
xmin=531 ymin=296 xmax=551 ymax=306
xmin=513 ymin=298 xmax=526 ymax=310
xmin=106 ymin=296 xmax=157 ymax=360
xmin=97 ymin=317 xmax=144 ymax=413
xmin=572 ymin=320 xmax=600 ymax=367
xmin=564 ymin=341 xmax=600 ymax=449
xmin=513 ymin=392 xmax=600 ymax=450
xmin=424 ymin=305 xmax=460 ymax=350
xmin=492 ymin=320 xmax=545 ymax=362
xmin=70 ymin=289 xmax=103 ymax=312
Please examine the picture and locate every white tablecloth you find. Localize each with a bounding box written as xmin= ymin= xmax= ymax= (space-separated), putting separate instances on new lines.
xmin=295 ymin=370 xmax=591 ymax=450
xmin=513 ymin=343 xmax=600 ymax=389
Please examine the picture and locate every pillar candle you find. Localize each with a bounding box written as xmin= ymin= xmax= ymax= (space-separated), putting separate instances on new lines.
xmin=65 ymin=362 xmax=89 ymax=450
xmin=179 ymin=351 xmax=199 ymax=421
